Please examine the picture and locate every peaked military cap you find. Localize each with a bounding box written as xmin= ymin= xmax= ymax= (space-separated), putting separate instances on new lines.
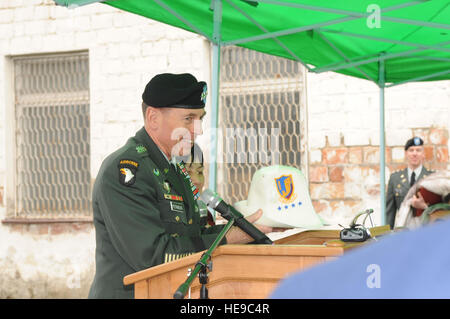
xmin=142 ymin=73 xmax=207 ymax=109
xmin=405 ymin=136 xmax=424 ymax=150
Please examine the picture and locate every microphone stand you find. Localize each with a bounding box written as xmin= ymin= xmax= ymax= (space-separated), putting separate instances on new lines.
xmin=173 ymin=218 xmax=235 ymax=299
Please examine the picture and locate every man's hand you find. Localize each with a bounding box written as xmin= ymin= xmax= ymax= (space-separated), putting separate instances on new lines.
xmin=224 ymin=209 xmax=286 ymax=244
xmin=411 ymin=192 xmax=428 ymax=210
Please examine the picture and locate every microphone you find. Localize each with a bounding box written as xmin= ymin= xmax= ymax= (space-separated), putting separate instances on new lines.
xmin=340 ymin=209 xmax=374 ymax=242
xmin=199 ymin=189 xmax=273 ymax=245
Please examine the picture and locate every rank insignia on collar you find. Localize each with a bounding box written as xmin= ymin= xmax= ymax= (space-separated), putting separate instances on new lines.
xmin=136 ymin=145 xmax=147 ymax=154
xmin=118 ymin=159 xmax=138 ymax=186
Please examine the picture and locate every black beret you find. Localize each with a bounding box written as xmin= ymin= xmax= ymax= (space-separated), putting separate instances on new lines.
xmin=142 ymin=73 xmax=207 ymax=109
xmin=405 ymin=136 xmax=424 ymax=150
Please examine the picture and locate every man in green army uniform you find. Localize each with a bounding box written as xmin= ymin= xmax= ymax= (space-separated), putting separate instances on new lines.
xmin=386 ymin=137 xmax=433 ymax=229
xmin=88 ymin=73 xmax=272 ymax=298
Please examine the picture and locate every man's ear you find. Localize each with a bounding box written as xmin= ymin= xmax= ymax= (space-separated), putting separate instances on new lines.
xmin=145 ymin=106 xmax=160 ymax=130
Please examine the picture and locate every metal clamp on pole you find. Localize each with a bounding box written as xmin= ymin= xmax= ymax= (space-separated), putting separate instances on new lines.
xmin=173 ymin=218 xmax=235 ymax=299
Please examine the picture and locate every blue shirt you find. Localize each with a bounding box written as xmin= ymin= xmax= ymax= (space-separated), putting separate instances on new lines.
xmin=270 ymin=218 xmax=450 ymax=299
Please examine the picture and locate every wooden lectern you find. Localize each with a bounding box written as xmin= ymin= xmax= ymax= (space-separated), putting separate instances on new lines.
xmin=123 ymin=226 xmax=389 ymax=299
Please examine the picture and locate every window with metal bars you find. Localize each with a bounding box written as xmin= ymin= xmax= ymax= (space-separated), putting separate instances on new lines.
xmin=8 ymin=51 xmax=91 ymax=221
xmin=217 ymin=46 xmax=305 ymax=205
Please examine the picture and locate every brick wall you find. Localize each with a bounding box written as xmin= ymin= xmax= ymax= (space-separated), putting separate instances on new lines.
xmin=307 ymin=71 xmax=450 ymax=225
xmin=309 ymin=127 xmax=449 ymax=220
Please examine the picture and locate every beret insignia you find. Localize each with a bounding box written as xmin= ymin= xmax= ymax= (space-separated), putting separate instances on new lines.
xmin=405 ymin=136 xmax=424 ymax=150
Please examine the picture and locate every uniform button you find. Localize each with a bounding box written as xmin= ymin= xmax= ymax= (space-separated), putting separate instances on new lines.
xmin=175 ymin=216 xmax=180 ymax=222
xmin=188 ymin=219 xmax=193 ymax=224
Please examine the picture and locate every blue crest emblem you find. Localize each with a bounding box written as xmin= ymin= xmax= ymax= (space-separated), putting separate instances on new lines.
xmin=275 ymin=175 xmax=294 ymax=200
xmin=413 ymin=137 xmax=421 ymax=146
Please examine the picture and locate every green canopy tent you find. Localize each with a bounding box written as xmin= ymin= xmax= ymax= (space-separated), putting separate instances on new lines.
xmin=54 ymin=0 xmax=450 ymax=225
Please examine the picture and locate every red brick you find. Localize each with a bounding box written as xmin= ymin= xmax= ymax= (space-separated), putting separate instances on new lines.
xmin=430 ymin=162 xmax=448 ymax=171
xmin=429 ymin=128 xmax=448 ymax=145
xmin=329 ymin=199 xmax=361 ymax=212
xmin=384 ymin=147 xmax=392 ymax=164
xmin=348 ymin=147 xmax=362 ymax=164
xmin=436 ymin=146 xmax=449 ymax=163
xmin=10 ymin=224 xmax=25 ymax=234
xmin=312 ymin=200 xmax=329 ymax=214
xmin=322 ymin=148 xmax=348 ymax=164
xmin=309 ymin=166 xmax=328 ymax=182
xmin=326 ymin=183 xmax=344 ymax=199
xmin=424 ymin=145 xmax=435 ymax=161
xmin=329 ymin=166 xmax=344 ymax=182
xmin=365 ymin=185 xmax=381 ymax=197
xmin=50 ymin=223 xmax=70 ymax=236
xmin=71 ymin=223 xmax=94 ymax=233
xmin=310 ymin=183 xmax=345 ymax=200
xmin=363 ymin=146 xmax=379 ymax=164
xmin=343 ymin=166 xmax=379 ymax=183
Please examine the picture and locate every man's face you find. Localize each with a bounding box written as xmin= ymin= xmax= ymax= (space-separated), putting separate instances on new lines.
xmin=159 ymin=107 xmax=206 ymax=158
xmin=405 ymin=145 xmax=425 ymax=169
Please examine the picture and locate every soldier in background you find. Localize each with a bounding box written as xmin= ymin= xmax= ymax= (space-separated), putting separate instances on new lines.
xmin=386 ymin=137 xmax=433 ymax=229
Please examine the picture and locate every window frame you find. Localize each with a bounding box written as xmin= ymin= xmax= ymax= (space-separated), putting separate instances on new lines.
xmin=3 ymin=50 xmax=92 ymax=224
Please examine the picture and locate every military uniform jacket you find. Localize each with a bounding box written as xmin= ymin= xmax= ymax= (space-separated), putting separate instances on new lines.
xmin=88 ymin=127 xmax=225 ymax=299
xmin=386 ymin=167 xmax=433 ymax=229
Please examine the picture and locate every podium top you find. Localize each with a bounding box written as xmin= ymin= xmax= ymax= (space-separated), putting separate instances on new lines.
xmin=123 ymin=225 xmax=391 ymax=286
xmin=123 ymin=244 xmax=345 ymax=286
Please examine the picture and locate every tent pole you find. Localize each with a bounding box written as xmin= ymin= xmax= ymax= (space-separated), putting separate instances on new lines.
xmin=209 ymin=0 xmax=222 ymax=192
xmin=379 ymin=59 xmax=386 ymax=226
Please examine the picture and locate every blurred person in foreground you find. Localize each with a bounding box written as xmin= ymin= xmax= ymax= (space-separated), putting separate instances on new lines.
xmin=271 ymin=216 xmax=450 ymax=299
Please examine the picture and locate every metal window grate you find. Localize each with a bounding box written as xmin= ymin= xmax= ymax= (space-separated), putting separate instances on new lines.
xmin=13 ymin=52 xmax=91 ymax=219
xmin=218 ymin=46 xmax=305 ymax=205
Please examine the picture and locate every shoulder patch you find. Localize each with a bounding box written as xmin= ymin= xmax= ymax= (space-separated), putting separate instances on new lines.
xmin=118 ymin=159 xmax=138 ymax=186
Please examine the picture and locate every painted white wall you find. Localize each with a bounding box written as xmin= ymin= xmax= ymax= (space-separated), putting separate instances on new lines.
xmin=0 ymin=1 xmax=208 ymax=298
xmin=0 ymin=1 xmax=449 ymax=298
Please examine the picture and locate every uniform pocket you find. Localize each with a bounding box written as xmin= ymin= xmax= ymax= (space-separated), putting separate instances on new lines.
xmin=160 ymin=205 xmax=188 ymax=224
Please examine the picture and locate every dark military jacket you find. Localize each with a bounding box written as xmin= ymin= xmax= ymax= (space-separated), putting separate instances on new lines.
xmin=386 ymin=167 xmax=433 ymax=229
xmin=88 ymin=127 xmax=225 ymax=299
